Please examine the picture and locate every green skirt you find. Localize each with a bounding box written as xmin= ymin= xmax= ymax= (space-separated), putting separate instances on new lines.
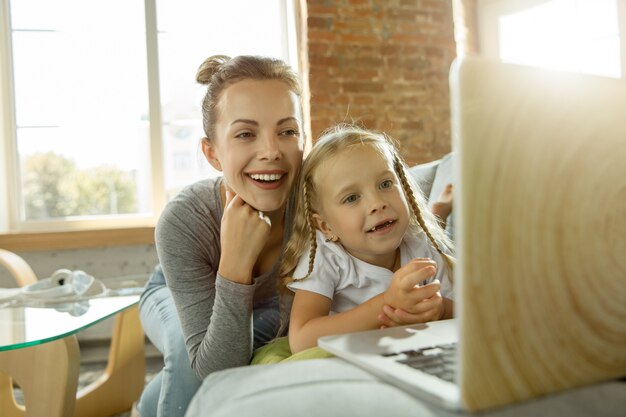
xmin=251 ymin=336 xmax=334 ymax=365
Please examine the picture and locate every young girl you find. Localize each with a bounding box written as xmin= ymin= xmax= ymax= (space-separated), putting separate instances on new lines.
xmin=282 ymin=124 xmax=454 ymax=353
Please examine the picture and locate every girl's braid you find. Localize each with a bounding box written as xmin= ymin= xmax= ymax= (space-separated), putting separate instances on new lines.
xmin=302 ymin=179 xmax=318 ymax=279
xmin=393 ymin=155 xmax=455 ymax=275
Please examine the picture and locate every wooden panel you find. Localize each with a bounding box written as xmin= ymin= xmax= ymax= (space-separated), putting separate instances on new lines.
xmin=454 ymin=57 xmax=626 ymax=411
xmin=0 ymin=227 xmax=155 ymax=252
xmin=0 ymin=337 xmax=80 ymax=417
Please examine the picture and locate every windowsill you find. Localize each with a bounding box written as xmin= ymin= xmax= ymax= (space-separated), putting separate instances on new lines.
xmin=0 ymin=227 xmax=155 ymax=252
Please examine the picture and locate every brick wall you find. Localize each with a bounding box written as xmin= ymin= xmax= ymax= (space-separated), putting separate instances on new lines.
xmin=305 ymin=0 xmax=457 ymax=165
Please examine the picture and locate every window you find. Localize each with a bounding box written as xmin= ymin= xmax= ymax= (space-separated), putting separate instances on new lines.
xmin=0 ymin=0 xmax=299 ymax=233
xmin=478 ymin=0 xmax=626 ymax=78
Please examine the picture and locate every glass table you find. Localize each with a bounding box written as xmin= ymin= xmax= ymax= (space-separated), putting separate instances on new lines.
xmin=0 ymin=295 xmax=145 ymax=417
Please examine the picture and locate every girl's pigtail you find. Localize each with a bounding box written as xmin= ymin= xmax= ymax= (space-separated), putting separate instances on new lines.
xmin=280 ymin=177 xmax=318 ymax=289
xmin=302 ymin=179 xmax=318 ymax=279
xmin=394 ymin=155 xmax=455 ymax=280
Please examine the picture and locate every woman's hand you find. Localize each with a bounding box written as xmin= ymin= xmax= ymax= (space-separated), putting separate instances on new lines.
xmin=380 ymin=258 xmax=443 ymax=326
xmin=218 ymin=188 xmax=271 ymax=284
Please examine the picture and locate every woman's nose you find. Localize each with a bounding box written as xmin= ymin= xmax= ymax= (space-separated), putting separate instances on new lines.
xmin=258 ymin=135 xmax=281 ymax=161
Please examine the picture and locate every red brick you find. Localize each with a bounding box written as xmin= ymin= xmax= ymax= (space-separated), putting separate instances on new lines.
xmin=308 ymin=16 xmax=333 ymax=29
xmin=305 ymin=0 xmax=455 ymax=160
xmin=388 ymin=33 xmax=429 ymax=44
xmin=386 ymin=8 xmax=420 ymax=21
xmin=308 ymin=30 xmax=338 ymax=42
xmin=353 ymin=95 xmax=374 ymax=105
xmin=353 ymin=8 xmax=384 ymax=18
xmin=352 ymin=68 xmax=379 ymax=79
xmin=339 ymin=33 xmax=382 ymax=44
xmin=308 ymin=5 xmax=338 ymax=15
xmin=343 ymin=81 xmax=385 ymax=93
xmin=311 ymin=55 xmax=339 ymax=67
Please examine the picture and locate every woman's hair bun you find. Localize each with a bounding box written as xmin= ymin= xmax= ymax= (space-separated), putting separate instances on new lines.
xmin=196 ymin=55 xmax=231 ymax=85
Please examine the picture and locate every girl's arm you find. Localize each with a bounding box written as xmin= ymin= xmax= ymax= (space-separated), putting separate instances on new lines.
xmin=442 ymin=296 xmax=454 ymax=319
xmin=377 ymin=254 xmax=455 ymax=327
xmin=289 ymin=290 xmax=386 ymax=353
xmin=289 ymin=259 xmax=442 ymax=353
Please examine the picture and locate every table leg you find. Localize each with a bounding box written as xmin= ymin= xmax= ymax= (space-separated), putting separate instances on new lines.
xmin=0 ymin=336 xmax=80 ymax=417
xmin=0 ymin=371 xmax=24 ymax=417
xmin=74 ymin=306 xmax=146 ymax=417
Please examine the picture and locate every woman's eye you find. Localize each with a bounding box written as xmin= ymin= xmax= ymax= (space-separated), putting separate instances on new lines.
xmin=235 ymin=131 xmax=254 ymax=139
xmin=343 ymin=195 xmax=359 ymax=204
xmin=279 ymin=129 xmax=299 ymax=137
xmin=379 ymin=179 xmax=393 ymax=189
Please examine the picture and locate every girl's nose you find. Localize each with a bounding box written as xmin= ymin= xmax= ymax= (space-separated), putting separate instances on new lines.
xmin=368 ymin=196 xmax=387 ymax=214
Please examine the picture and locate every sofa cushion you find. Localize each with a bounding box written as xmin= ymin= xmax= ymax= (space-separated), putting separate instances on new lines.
xmin=427 ymin=153 xmax=454 ymax=203
xmin=408 ymin=159 xmax=440 ymax=199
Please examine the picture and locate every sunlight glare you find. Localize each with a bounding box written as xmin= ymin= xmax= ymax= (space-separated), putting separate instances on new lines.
xmin=498 ymin=0 xmax=621 ymax=78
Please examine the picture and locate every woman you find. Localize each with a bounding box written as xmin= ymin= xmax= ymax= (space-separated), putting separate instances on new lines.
xmin=137 ymin=54 xmax=305 ymax=417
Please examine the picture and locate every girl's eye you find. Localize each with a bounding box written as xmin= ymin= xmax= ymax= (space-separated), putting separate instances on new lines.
xmin=343 ymin=194 xmax=359 ymax=204
xmin=379 ymin=179 xmax=393 ymax=189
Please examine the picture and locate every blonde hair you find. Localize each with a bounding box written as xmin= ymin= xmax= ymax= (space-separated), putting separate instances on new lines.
xmin=280 ymin=124 xmax=454 ymax=290
xmin=196 ymin=55 xmax=302 ymax=143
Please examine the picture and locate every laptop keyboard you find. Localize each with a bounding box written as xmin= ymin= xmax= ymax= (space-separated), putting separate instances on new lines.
xmin=382 ymin=342 xmax=457 ymax=383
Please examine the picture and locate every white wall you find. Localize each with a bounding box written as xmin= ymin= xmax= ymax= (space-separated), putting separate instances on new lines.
xmin=0 ymin=244 xmax=158 ymax=287
xmin=1 ymin=244 xmax=159 ymax=340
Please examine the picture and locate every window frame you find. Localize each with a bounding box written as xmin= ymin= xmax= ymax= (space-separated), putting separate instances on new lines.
xmin=0 ymin=0 xmax=302 ymax=239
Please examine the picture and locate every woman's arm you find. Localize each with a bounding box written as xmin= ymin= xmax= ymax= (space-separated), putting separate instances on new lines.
xmin=157 ymin=181 xmax=262 ymax=379
xmin=217 ymin=189 xmax=272 ymax=284
xmin=431 ymin=183 xmax=453 ymax=229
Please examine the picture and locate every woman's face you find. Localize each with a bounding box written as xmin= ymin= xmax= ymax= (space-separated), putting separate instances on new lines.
xmin=204 ymin=79 xmax=304 ymax=213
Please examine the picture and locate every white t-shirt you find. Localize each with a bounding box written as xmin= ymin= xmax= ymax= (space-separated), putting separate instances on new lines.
xmin=287 ymin=230 xmax=454 ymax=314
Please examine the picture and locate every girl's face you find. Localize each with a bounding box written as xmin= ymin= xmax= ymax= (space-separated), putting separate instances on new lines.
xmin=203 ymin=79 xmax=304 ymax=213
xmin=312 ymin=145 xmax=410 ymax=268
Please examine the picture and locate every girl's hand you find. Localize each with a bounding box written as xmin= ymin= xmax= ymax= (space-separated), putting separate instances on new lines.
xmin=383 ymin=259 xmax=441 ymax=314
xmin=377 ymin=289 xmax=444 ymax=328
xmin=218 ymin=188 xmax=271 ymax=284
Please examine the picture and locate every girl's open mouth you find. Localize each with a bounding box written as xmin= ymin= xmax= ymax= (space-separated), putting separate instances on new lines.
xmin=367 ymin=219 xmax=396 ymax=233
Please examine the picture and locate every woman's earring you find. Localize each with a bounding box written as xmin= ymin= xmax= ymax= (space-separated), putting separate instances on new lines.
xmin=325 ymin=235 xmax=336 ymax=243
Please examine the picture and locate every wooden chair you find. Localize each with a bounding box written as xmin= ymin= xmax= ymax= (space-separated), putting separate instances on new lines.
xmin=0 ymin=248 xmax=146 ymax=417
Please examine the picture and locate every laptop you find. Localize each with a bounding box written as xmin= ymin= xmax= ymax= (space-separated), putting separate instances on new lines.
xmin=318 ymin=56 xmax=626 ymax=412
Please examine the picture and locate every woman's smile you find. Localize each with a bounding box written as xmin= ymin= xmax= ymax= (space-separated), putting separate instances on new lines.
xmin=246 ymin=170 xmax=288 ymax=190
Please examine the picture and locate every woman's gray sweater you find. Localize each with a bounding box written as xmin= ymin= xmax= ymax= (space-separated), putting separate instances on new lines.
xmin=155 ymin=177 xmax=281 ymax=379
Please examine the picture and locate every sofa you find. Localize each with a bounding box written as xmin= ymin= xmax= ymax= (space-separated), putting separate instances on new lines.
xmin=183 ymin=155 xmax=625 ymax=417
xmin=409 ymin=152 xmax=455 ymax=240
